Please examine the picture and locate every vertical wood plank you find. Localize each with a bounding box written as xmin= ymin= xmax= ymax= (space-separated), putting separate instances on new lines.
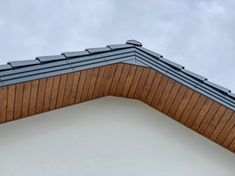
xmin=191 ymin=99 xmax=213 ymax=130
xmin=28 ymin=80 xmax=39 ymax=116
xmin=69 ymin=72 xmax=80 ymax=105
xmin=140 ymin=69 xmax=156 ymax=101
xmin=228 ymin=138 xmax=235 ymax=152
xmin=128 ymin=67 xmax=144 ymax=98
xmin=97 ymin=66 xmax=112 ymax=97
xmin=87 ymin=68 xmax=99 ymax=101
xmin=210 ymin=109 xmax=233 ymax=141
xmin=145 ymin=72 xmax=163 ymax=105
xmin=35 ymin=79 xmax=47 ymax=114
xmin=21 ymin=82 xmax=32 ymax=117
xmin=14 ymin=83 xmax=24 ymax=119
xmin=0 ymin=87 xmax=7 ymax=123
xmin=185 ymin=95 xmax=207 ymax=127
xmin=109 ymin=64 xmax=124 ymax=96
xmin=223 ymin=126 xmax=235 ymax=148
xmin=49 ymin=76 xmax=60 ymax=110
xmin=167 ymin=86 xmax=187 ymax=117
xmin=151 ymin=75 xmax=169 ymax=108
xmin=197 ymin=102 xmax=220 ymax=134
xmin=62 ymin=73 xmax=74 ymax=106
xmin=75 ymin=71 xmax=87 ymax=103
xmin=204 ymin=106 xmax=226 ymax=138
xmin=154 ymin=78 xmax=175 ymax=111
xmin=56 ymin=74 xmax=68 ymax=108
xmin=179 ymin=92 xmax=200 ymax=124
xmin=174 ymin=89 xmax=194 ymax=121
xmin=115 ymin=64 xmax=130 ymax=97
xmin=133 ymin=67 xmax=150 ymax=99
xmin=6 ymin=85 xmax=16 ymax=121
xmin=121 ymin=65 xmax=137 ymax=97
xmin=80 ymin=69 xmax=93 ymax=102
xmin=161 ymin=82 xmax=181 ymax=114
xmin=92 ymin=67 xmax=105 ymax=99
xmin=216 ymin=113 xmax=235 ymax=144
xmin=43 ymin=77 xmax=54 ymax=112
xmin=103 ymin=65 xmax=117 ymax=96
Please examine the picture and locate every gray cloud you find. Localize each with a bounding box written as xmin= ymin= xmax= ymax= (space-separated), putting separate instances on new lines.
xmin=0 ymin=0 xmax=234 ymax=91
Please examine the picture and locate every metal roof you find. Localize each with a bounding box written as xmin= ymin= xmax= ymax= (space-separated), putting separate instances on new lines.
xmin=0 ymin=39 xmax=234 ymax=111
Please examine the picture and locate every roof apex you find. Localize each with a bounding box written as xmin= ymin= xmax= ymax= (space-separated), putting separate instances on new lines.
xmin=126 ymin=39 xmax=142 ymax=47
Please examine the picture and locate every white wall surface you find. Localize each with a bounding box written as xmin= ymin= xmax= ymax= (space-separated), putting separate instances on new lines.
xmin=0 ymin=96 xmax=234 ymax=176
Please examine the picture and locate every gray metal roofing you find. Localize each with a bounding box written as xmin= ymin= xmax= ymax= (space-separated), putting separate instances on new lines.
xmin=0 ymin=39 xmax=234 ymax=111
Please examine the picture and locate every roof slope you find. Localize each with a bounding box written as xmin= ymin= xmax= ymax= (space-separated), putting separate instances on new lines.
xmin=0 ymin=40 xmax=234 ymax=111
xmin=0 ymin=39 xmax=235 ymax=153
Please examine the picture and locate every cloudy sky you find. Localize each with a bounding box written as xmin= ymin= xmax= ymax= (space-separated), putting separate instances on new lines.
xmin=0 ymin=0 xmax=234 ymax=91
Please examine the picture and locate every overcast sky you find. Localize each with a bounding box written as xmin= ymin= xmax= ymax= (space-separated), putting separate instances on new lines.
xmin=0 ymin=0 xmax=234 ymax=91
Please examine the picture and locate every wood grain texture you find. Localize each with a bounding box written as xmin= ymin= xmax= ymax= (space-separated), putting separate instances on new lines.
xmin=140 ymin=69 xmax=156 ymax=102
xmin=49 ymin=76 xmax=60 ymax=110
xmin=80 ymin=69 xmax=93 ymax=102
xmin=198 ymin=102 xmax=220 ymax=134
xmin=75 ymin=71 xmax=87 ymax=103
xmin=179 ymin=92 xmax=200 ymax=124
xmin=167 ymin=85 xmax=187 ymax=118
xmin=155 ymin=78 xmax=175 ymax=111
xmin=28 ymin=80 xmax=39 ymax=115
xmin=174 ymin=88 xmax=194 ymax=121
xmin=35 ymin=79 xmax=47 ymax=114
xmin=223 ymin=125 xmax=235 ymax=148
xmin=0 ymin=87 xmax=7 ymax=123
xmin=191 ymin=99 xmax=213 ymax=130
xmin=103 ymin=65 xmax=117 ymax=96
xmin=43 ymin=77 xmax=54 ymax=112
xmin=204 ymin=105 xmax=227 ymax=138
xmin=128 ymin=67 xmax=144 ymax=98
xmin=145 ymin=72 xmax=163 ymax=105
xmin=69 ymin=72 xmax=80 ymax=105
xmin=92 ymin=67 xmax=105 ymax=99
xmin=6 ymin=85 xmax=16 ymax=121
xmin=122 ymin=65 xmax=137 ymax=97
xmin=109 ymin=64 xmax=124 ymax=96
xmin=14 ymin=83 xmax=24 ymax=119
xmin=0 ymin=64 xmax=234 ymax=153
xmin=133 ymin=67 xmax=150 ymax=99
xmin=115 ymin=64 xmax=130 ymax=96
xmin=216 ymin=113 xmax=235 ymax=144
xmin=229 ymin=138 xmax=235 ymax=152
xmin=97 ymin=66 xmax=111 ymax=98
xmin=161 ymin=82 xmax=181 ymax=114
xmin=56 ymin=75 xmax=67 ymax=108
xmin=210 ymin=109 xmax=233 ymax=141
xmin=62 ymin=73 xmax=74 ymax=106
xmin=87 ymin=68 xmax=99 ymax=101
xmin=185 ymin=95 xmax=207 ymax=127
xmin=151 ymin=75 xmax=169 ymax=109
xmin=22 ymin=82 xmax=32 ymax=117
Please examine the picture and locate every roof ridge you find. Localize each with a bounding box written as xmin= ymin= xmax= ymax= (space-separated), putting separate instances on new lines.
xmin=134 ymin=46 xmax=233 ymax=94
xmin=0 ymin=39 xmax=234 ymax=111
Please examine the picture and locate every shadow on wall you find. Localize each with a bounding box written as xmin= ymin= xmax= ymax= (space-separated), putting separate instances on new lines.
xmin=0 ymin=96 xmax=234 ymax=176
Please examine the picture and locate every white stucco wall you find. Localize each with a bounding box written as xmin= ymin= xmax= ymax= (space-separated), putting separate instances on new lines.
xmin=0 ymin=96 xmax=234 ymax=176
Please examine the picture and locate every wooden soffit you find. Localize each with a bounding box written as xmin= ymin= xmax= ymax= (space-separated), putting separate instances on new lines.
xmin=0 ymin=40 xmax=234 ymax=153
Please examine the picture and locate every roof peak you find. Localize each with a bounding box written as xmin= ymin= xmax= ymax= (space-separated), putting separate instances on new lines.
xmin=0 ymin=40 xmax=234 ymax=111
xmin=126 ymin=39 xmax=142 ymax=47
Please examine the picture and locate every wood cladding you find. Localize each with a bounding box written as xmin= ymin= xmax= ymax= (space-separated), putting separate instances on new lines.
xmin=0 ymin=63 xmax=234 ymax=153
